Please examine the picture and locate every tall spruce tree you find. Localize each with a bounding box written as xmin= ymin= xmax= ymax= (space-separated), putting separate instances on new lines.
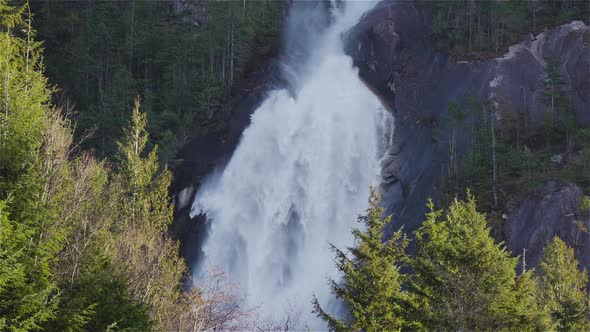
xmin=537 ymin=236 xmax=590 ymax=331
xmin=0 ymin=0 xmax=49 ymax=192
xmin=313 ymin=187 xmax=408 ymax=332
xmin=409 ymin=194 xmax=543 ymax=330
xmin=109 ymin=97 xmax=186 ymax=330
xmin=0 ymin=2 xmax=59 ymax=329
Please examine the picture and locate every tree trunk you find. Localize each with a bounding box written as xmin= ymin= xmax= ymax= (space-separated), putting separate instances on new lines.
xmin=210 ymin=49 xmax=214 ymax=78
xmin=522 ymin=248 xmax=526 ymax=275
xmin=491 ymin=105 xmax=498 ymax=208
xmin=551 ymin=92 xmax=555 ymax=121
xmin=468 ymin=0 xmax=472 ymax=51
xmin=523 ymin=86 xmax=528 ymax=138
xmin=533 ymin=0 xmax=537 ymax=34
xmin=2 ymin=67 xmax=8 ymax=150
xmin=230 ymin=18 xmax=234 ymax=89
xmin=25 ymin=3 xmax=32 ymax=79
xmin=222 ymin=39 xmax=226 ymax=84
xmin=129 ymin=0 xmax=135 ymax=70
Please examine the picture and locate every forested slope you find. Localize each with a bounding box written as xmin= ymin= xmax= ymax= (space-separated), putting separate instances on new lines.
xmin=422 ymin=0 xmax=589 ymax=59
xmin=32 ymin=0 xmax=283 ymax=163
xmin=0 ymin=1 xmax=263 ymax=330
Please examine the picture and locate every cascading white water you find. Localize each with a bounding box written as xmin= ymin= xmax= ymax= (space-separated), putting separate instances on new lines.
xmin=190 ymin=0 xmax=391 ymax=327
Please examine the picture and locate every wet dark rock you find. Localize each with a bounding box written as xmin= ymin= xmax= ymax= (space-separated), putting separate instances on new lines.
xmin=504 ymin=181 xmax=588 ymax=269
xmin=345 ymin=0 xmax=589 ymax=241
xmin=171 ymin=57 xmax=288 ymax=262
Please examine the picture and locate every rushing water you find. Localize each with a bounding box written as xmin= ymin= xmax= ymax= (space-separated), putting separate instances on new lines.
xmin=190 ymin=0 xmax=391 ymax=327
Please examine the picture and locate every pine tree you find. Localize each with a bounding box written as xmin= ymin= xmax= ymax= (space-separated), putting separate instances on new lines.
xmin=313 ymin=187 xmax=408 ymax=332
xmin=409 ymin=194 xmax=537 ymax=330
xmin=110 ymin=97 xmax=187 ymax=330
xmin=537 ymin=236 xmax=590 ymax=331
xmin=33 ymin=0 xmax=284 ymax=160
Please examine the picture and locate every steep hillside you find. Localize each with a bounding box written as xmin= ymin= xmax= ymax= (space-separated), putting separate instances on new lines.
xmin=346 ymin=0 xmax=589 ymax=266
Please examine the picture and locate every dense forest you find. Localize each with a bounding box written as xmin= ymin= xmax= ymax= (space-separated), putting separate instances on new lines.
xmin=0 ymin=0 xmax=282 ymax=330
xmin=0 ymin=0 xmax=589 ymax=331
xmin=421 ymin=0 xmax=589 ymax=59
xmin=32 ymin=0 xmax=283 ymax=163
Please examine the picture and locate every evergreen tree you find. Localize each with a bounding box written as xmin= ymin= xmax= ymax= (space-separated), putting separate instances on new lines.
xmin=0 ymin=200 xmax=58 ymax=331
xmin=537 ymin=236 xmax=590 ymax=331
xmin=0 ymin=0 xmax=50 ymax=197
xmin=313 ymin=187 xmax=408 ymax=332
xmin=0 ymin=2 xmax=59 ymax=329
xmin=512 ymin=270 xmax=553 ymax=330
xmin=422 ymin=0 xmax=588 ymax=59
xmin=409 ymin=194 xmax=539 ymax=330
xmin=109 ymin=97 xmax=187 ymax=330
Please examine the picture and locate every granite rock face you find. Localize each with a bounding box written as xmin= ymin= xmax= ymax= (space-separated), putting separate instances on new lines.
xmin=504 ymin=181 xmax=588 ymax=269
xmin=345 ymin=0 xmax=589 ymax=241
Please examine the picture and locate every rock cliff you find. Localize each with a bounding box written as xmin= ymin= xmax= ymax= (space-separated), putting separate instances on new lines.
xmin=504 ymin=181 xmax=588 ymax=269
xmin=346 ymin=0 xmax=589 ymax=264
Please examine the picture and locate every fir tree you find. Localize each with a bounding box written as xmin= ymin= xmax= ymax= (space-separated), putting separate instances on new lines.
xmin=110 ymin=97 xmax=186 ymax=330
xmin=313 ymin=187 xmax=408 ymax=332
xmin=0 ymin=2 xmax=59 ymax=329
xmin=409 ymin=194 xmax=539 ymax=330
xmin=537 ymin=236 xmax=590 ymax=331
xmin=0 ymin=200 xmax=58 ymax=331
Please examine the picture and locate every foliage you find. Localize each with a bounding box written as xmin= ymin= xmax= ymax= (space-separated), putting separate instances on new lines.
xmin=0 ymin=2 xmax=255 ymax=330
xmin=313 ymin=188 xmax=409 ymax=332
xmin=422 ymin=0 xmax=589 ymax=59
xmin=315 ymin=193 xmax=589 ymax=331
xmin=537 ymin=236 xmax=590 ymax=331
xmin=33 ymin=0 xmax=284 ymax=162
xmin=2 ymin=1 xmax=590 ymax=331
xmin=0 ymin=2 xmax=59 ymax=329
xmin=0 ymin=0 xmax=49 ymax=196
xmin=0 ymin=200 xmax=59 ymax=332
xmin=408 ymin=194 xmax=545 ymax=330
xmin=107 ymin=97 xmax=187 ymax=330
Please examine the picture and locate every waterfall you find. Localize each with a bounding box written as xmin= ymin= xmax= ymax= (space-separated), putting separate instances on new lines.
xmin=190 ymin=0 xmax=391 ymax=327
